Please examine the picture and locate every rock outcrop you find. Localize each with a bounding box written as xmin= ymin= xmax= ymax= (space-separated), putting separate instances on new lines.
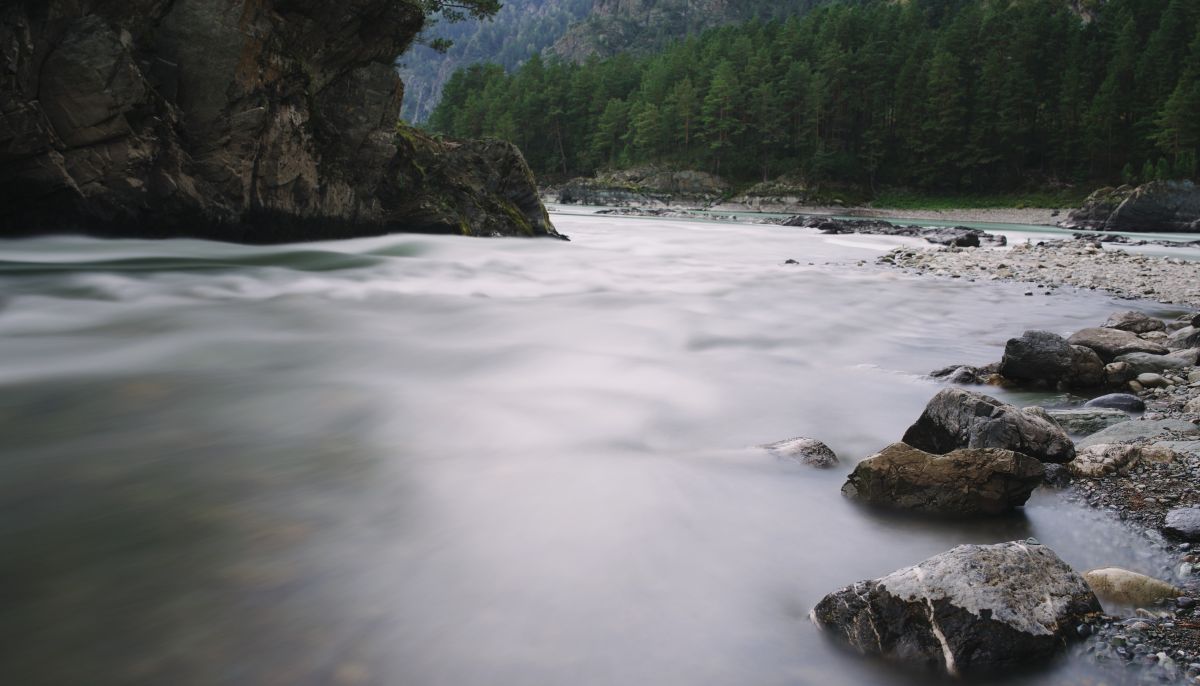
xmin=551 ymin=167 xmax=730 ymax=208
xmin=841 ymin=443 xmax=1044 ymax=515
xmin=901 ymin=388 xmax=1076 ymax=463
xmin=1061 ymin=181 xmax=1200 ymax=233
xmin=0 ymin=0 xmax=559 ymax=243
xmin=811 ymin=541 xmax=1101 ymax=676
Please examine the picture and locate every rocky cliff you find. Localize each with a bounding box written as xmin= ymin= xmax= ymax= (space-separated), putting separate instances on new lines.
xmin=1061 ymin=181 xmax=1200 ymax=233
xmin=551 ymin=0 xmax=731 ymax=62
xmin=0 ymin=0 xmax=559 ymax=242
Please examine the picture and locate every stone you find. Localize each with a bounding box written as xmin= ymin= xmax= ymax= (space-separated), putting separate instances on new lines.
xmin=1068 ymin=328 xmax=1169 ymax=362
xmin=1167 ymin=348 xmax=1200 ymax=365
xmin=1164 ymin=508 xmax=1200 ymax=542
xmin=1103 ymin=362 xmax=1136 ymax=385
xmin=901 ymin=388 xmax=1076 ymax=463
xmin=1167 ymin=327 xmax=1200 ymax=351
xmin=1061 ymin=181 xmax=1200 ymax=233
xmin=1187 ymin=398 xmax=1200 ymax=414
xmin=841 ymin=443 xmax=1045 ymax=515
xmin=1193 ymin=313 xmax=1200 ymax=329
xmin=811 ymin=541 xmax=1101 ymax=676
xmin=1067 ymin=444 xmax=1177 ymax=478
xmin=1115 ymin=352 xmax=1194 ymax=376
xmin=0 ymin=1 xmax=560 ymax=242
xmin=1045 ymin=408 xmax=1130 ymax=436
xmin=998 ymin=332 xmax=1103 ymax=387
xmin=1076 ymin=419 xmax=1200 ymax=450
xmin=1069 ymin=346 xmax=1106 ymax=388
xmin=1084 ymin=568 xmax=1182 ymax=607
xmin=1104 ymin=311 xmax=1167 ymax=334
xmin=760 ymin=437 xmax=839 ymax=468
xmin=1137 ymin=373 xmax=1166 ymax=388
xmin=1084 ymin=393 xmax=1146 ymax=412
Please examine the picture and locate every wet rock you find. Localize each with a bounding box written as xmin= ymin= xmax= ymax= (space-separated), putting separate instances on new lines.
xmin=923 ymin=227 xmax=981 ymax=248
xmin=811 ymin=540 xmax=1101 ymax=675
xmin=999 ymin=331 xmax=1072 ymax=383
xmin=1068 ymin=328 xmax=1169 ymax=362
xmin=1076 ymin=419 xmax=1200 ymax=449
xmin=901 ymin=388 xmax=1076 ymax=463
xmin=1067 ymin=444 xmax=1177 ymax=477
xmin=1115 ymin=352 xmax=1194 ymax=376
xmin=1085 ymin=393 xmax=1146 ymax=413
xmin=1167 ymin=348 xmax=1200 ymax=365
xmin=1165 ymin=508 xmax=1200 ymax=542
xmin=1104 ymin=311 xmax=1168 ymax=334
xmin=760 ymin=437 xmax=839 ymax=468
xmin=1084 ymin=568 xmax=1182 ymax=607
xmin=1103 ymin=362 xmax=1136 ymax=386
xmin=1167 ymin=327 xmax=1200 ymax=351
xmin=1193 ymin=314 xmax=1200 ymax=329
xmin=1062 ymin=181 xmax=1200 ymax=233
xmin=841 ymin=443 xmax=1044 ymax=515
xmin=1045 ymin=408 xmax=1130 ymax=436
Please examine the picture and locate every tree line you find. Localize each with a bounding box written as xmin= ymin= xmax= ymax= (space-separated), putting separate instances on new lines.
xmin=428 ymin=0 xmax=1200 ymax=192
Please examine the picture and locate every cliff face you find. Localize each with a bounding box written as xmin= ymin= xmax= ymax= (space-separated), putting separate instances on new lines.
xmin=551 ymin=0 xmax=731 ymax=63
xmin=0 ymin=0 xmax=558 ymax=242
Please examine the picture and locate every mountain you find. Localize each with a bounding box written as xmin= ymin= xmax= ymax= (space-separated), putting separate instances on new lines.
xmin=399 ymin=0 xmax=592 ymax=123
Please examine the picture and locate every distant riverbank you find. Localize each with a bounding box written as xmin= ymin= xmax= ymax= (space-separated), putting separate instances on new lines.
xmin=765 ymin=205 xmax=1065 ymax=227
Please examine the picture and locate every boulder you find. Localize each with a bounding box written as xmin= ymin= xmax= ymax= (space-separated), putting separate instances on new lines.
xmin=1083 ymin=568 xmax=1182 ymax=607
xmin=901 ymin=389 xmax=1076 ymax=463
xmin=1164 ymin=507 xmax=1200 ymax=542
xmin=1044 ymin=408 xmax=1130 ymax=436
xmin=923 ymin=227 xmax=981 ymax=248
xmin=1084 ymin=393 xmax=1145 ymax=413
xmin=760 ymin=437 xmax=839 ymax=468
xmin=811 ymin=541 xmax=1101 ymax=676
xmin=999 ymin=331 xmax=1072 ymax=383
xmin=1187 ymin=398 xmax=1200 ymax=414
xmin=1068 ymin=346 xmax=1106 ymax=388
xmin=841 ymin=443 xmax=1044 ymax=515
xmin=1076 ymin=418 xmax=1200 ymax=450
xmin=1103 ymin=362 xmax=1135 ymax=386
xmin=1061 ymin=181 xmax=1200 ymax=233
xmin=1102 ymin=311 xmax=1166 ymax=334
xmin=1166 ymin=327 xmax=1200 ymax=350
xmin=1067 ymin=328 xmax=1169 ymax=362
xmin=1193 ymin=313 xmax=1200 ymax=329
xmin=1114 ymin=352 xmax=1193 ymax=376
xmin=1067 ymin=444 xmax=1177 ymax=478
xmin=1166 ymin=348 xmax=1200 ymax=365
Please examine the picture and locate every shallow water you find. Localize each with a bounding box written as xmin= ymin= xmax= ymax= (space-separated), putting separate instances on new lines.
xmin=0 ymin=215 xmax=1179 ymax=685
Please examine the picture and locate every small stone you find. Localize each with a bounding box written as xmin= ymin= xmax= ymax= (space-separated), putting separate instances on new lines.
xmin=1177 ymin=597 xmax=1196 ymax=609
xmin=1137 ymin=373 xmax=1166 ymax=388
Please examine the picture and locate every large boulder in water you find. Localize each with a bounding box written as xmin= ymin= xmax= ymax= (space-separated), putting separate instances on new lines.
xmin=1061 ymin=181 xmax=1200 ymax=233
xmin=841 ymin=443 xmax=1044 ymax=515
xmin=1067 ymin=328 xmax=1168 ymax=362
xmin=997 ymin=331 xmax=1104 ymax=388
xmin=811 ymin=540 xmax=1101 ymax=676
xmin=902 ymin=389 xmax=1076 ymax=463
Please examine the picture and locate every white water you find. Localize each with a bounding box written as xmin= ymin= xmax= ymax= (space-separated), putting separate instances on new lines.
xmin=0 ymin=214 xmax=1182 ymax=685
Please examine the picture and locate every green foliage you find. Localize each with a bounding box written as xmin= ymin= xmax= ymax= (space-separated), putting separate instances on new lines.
xmin=429 ymin=0 xmax=1200 ymax=191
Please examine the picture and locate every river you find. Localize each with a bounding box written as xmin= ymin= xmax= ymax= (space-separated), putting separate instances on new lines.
xmin=0 ymin=213 xmax=1187 ymax=685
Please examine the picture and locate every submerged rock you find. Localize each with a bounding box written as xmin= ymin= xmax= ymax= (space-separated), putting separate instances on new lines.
xmin=841 ymin=443 xmax=1044 ymax=515
xmin=811 ymin=541 xmax=1101 ymax=676
xmin=760 ymin=437 xmax=839 ymax=468
xmin=1044 ymin=408 xmax=1130 ymax=436
xmin=901 ymin=388 xmax=1076 ymax=463
xmin=1084 ymin=393 xmax=1146 ymax=413
xmin=1067 ymin=328 xmax=1169 ymax=362
xmin=1084 ymin=568 xmax=1182 ymax=607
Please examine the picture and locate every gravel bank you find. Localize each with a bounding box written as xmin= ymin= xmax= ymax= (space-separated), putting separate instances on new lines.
xmin=794 ymin=205 xmax=1064 ymax=226
xmin=883 ymin=241 xmax=1200 ymax=308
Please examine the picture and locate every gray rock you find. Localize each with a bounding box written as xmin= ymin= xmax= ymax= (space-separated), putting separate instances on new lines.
xmin=1167 ymin=348 xmax=1200 ymax=365
xmin=1069 ymin=346 xmax=1106 ymax=388
xmin=1103 ymin=361 xmax=1136 ymax=385
xmin=811 ymin=541 xmax=1101 ymax=675
xmin=1164 ymin=507 xmax=1200 ymax=542
xmin=841 ymin=443 xmax=1045 ymax=515
xmin=1114 ymin=352 xmax=1194 ymax=376
xmin=1062 ymin=181 xmax=1200 ymax=233
xmin=1084 ymin=568 xmax=1182 ymax=607
xmin=1076 ymin=419 xmax=1200 ymax=450
xmin=1193 ymin=313 xmax=1200 ymax=329
xmin=1084 ymin=393 xmax=1146 ymax=413
xmin=760 ymin=437 xmax=839 ymax=468
xmin=1153 ymin=441 xmax=1200 ymax=458
xmin=1045 ymin=408 xmax=1130 ymax=436
xmin=901 ymin=389 xmax=1076 ymax=463
xmin=1167 ymin=326 xmax=1200 ymax=350
xmin=1136 ymin=372 xmax=1166 ymax=388
xmin=1067 ymin=444 xmax=1177 ymax=477
xmin=1103 ymin=311 xmax=1167 ymax=334
xmin=1000 ymin=331 xmax=1069 ymax=381
xmin=1067 ymin=328 xmax=1169 ymax=362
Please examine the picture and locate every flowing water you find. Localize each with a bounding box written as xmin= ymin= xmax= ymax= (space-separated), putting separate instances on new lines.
xmin=0 ymin=214 xmax=1191 ymax=685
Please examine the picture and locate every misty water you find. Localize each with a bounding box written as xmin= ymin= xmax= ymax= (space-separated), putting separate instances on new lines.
xmin=1 ymin=213 xmax=1191 ymax=685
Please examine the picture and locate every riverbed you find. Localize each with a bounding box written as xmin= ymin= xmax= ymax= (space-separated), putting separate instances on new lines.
xmin=0 ymin=214 xmax=1187 ymax=685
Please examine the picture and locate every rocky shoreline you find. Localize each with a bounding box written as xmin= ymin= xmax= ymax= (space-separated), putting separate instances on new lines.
xmin=790 ymin=271 xmax=1200 ymax=681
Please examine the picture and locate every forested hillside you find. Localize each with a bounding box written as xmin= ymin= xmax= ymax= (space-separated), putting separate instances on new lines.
xmin=399 ymin=0 xmax=591 ymax=122
xmin=430 ymin=0 xmax=1200 ymax=193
